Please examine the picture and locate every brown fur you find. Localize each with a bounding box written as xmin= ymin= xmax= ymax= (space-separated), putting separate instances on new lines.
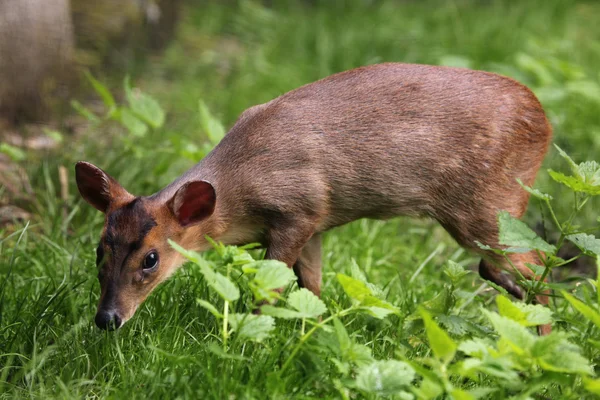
xmin=76 ymin=63 xmax=552 ymax=331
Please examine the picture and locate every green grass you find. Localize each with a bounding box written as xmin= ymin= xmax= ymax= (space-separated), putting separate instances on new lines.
xmin=2 ymin=0 xmax=600 ymax=398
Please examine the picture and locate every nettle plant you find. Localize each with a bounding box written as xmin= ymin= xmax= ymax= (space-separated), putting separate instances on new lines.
xmin=168 ymin=239 xmax=399 ymax=370
xmin=74 ymin=72 xmax=166 ymax=141
xmin=168 ymin=146 xmax=600 ymax=399
xmin=75 ymin=72 xmax=224 ymax=161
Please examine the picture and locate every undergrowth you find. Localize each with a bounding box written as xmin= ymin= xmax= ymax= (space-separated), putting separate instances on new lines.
xmin=2 ymin=0 xmax=600 ymax=398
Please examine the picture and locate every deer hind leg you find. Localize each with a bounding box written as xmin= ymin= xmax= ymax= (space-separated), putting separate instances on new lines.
xmin=440 ymin=204 xmax=551 ymax=334
xmin=479 ymin=258 xmax=525 ymax=300
xmin=480 ymin=251 xmax=551 ymax=335
xmin=480 ymin=251 xmax=548 ymax=304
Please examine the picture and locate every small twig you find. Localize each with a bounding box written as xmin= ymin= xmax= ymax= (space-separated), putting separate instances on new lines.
xmin=58 ymin=165 xmax=69 ymax=223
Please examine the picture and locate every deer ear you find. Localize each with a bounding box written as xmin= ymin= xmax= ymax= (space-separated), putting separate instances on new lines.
xmin=168 ymin=181 xmax=216 ymax=226
xmin=75 ymin=161 xmax=131 ymax=213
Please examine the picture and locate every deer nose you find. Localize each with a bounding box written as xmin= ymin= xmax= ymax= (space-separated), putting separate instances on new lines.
xmin=95 ymin=310 xmax=122 ymax=330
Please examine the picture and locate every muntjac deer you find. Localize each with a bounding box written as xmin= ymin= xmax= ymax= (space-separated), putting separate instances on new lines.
xmin=76 ymin=63 xmax=552 ymax=333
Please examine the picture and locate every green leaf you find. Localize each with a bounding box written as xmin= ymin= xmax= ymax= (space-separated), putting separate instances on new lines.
xmin=496 ymin=296 xmax=552 ymax=327
xmin=250 ymin=260 xmax=297 ymax=290
xmin=337 ymin=274 xmax=399 ymax=317
xmin=333 ymin=317 xmax=351 ymax=353
xmin=330 ymin=318 xmax=374 ymax=368
xmin=482 ymin=309 xmax=535 ymax=353
xmin=43 ymin=129 xmax=64 ymax=144
xmin=119 ymin=108 xmax=148 ymax=137
xmin=525 ymin=262 xmax=546 ymax=278
xmin=517 ymin=178 xmax=553 ymax=201
xmin=497 ymin=210 xmax=556 ymax=253
xmin=260 ymin=305 xmax=301 ymax=319
xmin=337 ymin=273 xmax=371 ymax=301
xmin=0 ymin=143 xmax=25 ymax=162
xmin=288 ymin=288 xmax=327 ymax=318
xmin=532 ymin=332 xmax=593 ymax=375
xmin=350 ymin=259 xmax=384 ymax=297
xmin=475 ymin=241 xmax=513 ymax=256
xmin=355 ymin=360 xmax=415 ymax=395
xmin=577 ymin=161 xmax=600 ymax=187
xmin=583 ymin=377 xmax=600 ymax=395
xmin=421 ymin=286 xmax=455 ymax=315
xmin=361 ymin=306 xmax=396 ymax=319
xmin=444 ymin=260 xmax=470 ymax=282
xmin=228 ymin=313 xmax=275 ymax=342
xmin=125 ymin=76 xmax=165 ymax=129
xmin=199 ymin=100 xmax=226 ymax=145
xmin=553 ymin=145 xmax=600 ymax=189
xmin=554 ymin=144 xmax=579 ymax=176
xmin=458 ymin=339 xmax=490 ymax=358
xmin=567 ymin=233 xmax=600 ymax=257
xmin=360 ymin=296 xmax=398 ymax=312
xmin=196 ymin=299 xmax=223 ymax=318
xmin=248 ymin=260 xmax=296 ymax=303
xmin=548 ymin=148 xmax=600 ymax=195
xmin=412 ymin=377 xmax=444 ymax=400
xmin=169 ymin=240 xmax=203 ymax=263
xmin=345 ymin=343 xmax=374 ymax=368
xmin=201 ymin=266 xmax=239 ymax=302
xmin=437 ymin=315 xmax=481 ymax=336
xmin=588 ymin=339 xmax=600 ymax=350
xmin=70 ymin=99 xmax=100 ymax=123
xmin=84 ymin=71 xmax=116 ymax=109
xmin=451 ymin=389 xmax=476 ymax=400
xmin=360 ymin=295 xmax=398 ymax=311
xmin=549 ymin=169 xmax=600 ymax=195
xmin=405 ymin=360 xmax=446 ymax=397
xmin=232 ymin=251 xmax=255 ymax=265
xmin=220 ymin=243 xmax=248 ymax=265
xmin=420 ymin=308 xmax=457 ymax=364
xmin=457 ymin=356 xmax=521 ymax=384
xmin=562 ymin=291 xmax=600 ymax=329
xmin=261 ymin=288 xmax=327 ymax=319
xmin=350 ymin=259 xmax=369 ymax=282
xmin=169 ymin=240 xmax=239 ymax=301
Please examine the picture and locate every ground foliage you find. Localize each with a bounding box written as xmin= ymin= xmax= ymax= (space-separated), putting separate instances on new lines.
xmin=2 ymin=0 xmax=600 ymax=398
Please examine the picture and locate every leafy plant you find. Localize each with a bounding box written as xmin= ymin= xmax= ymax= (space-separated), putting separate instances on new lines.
xmin=169 ymin=240 xmax=292 ymax=348
xmin=75 ymin=72 xmax=165 ymax=138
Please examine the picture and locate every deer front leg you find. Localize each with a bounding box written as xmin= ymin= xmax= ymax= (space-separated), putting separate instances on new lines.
xmin=264 ymin=219 xmax=316 ymax=291
xmin=292 ymin=233 xmax=322 ymax=297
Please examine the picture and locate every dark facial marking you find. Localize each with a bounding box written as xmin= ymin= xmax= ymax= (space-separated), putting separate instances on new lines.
xmin=101 ymin=198 xmax=158 ymax=273
xmin=96 ymin=243 xmax=105 ymax=267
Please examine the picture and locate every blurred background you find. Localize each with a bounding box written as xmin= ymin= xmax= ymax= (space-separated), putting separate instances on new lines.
xmin=1 ymin=0 xmax=599 ymax=232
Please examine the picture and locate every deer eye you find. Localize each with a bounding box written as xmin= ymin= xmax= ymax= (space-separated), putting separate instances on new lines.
xmin=143 ymin=251 xmax=159 ymax=271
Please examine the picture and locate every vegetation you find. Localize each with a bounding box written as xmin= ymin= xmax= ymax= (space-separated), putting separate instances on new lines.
xmin=2 ymin=0 xmax=600 ymax=398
